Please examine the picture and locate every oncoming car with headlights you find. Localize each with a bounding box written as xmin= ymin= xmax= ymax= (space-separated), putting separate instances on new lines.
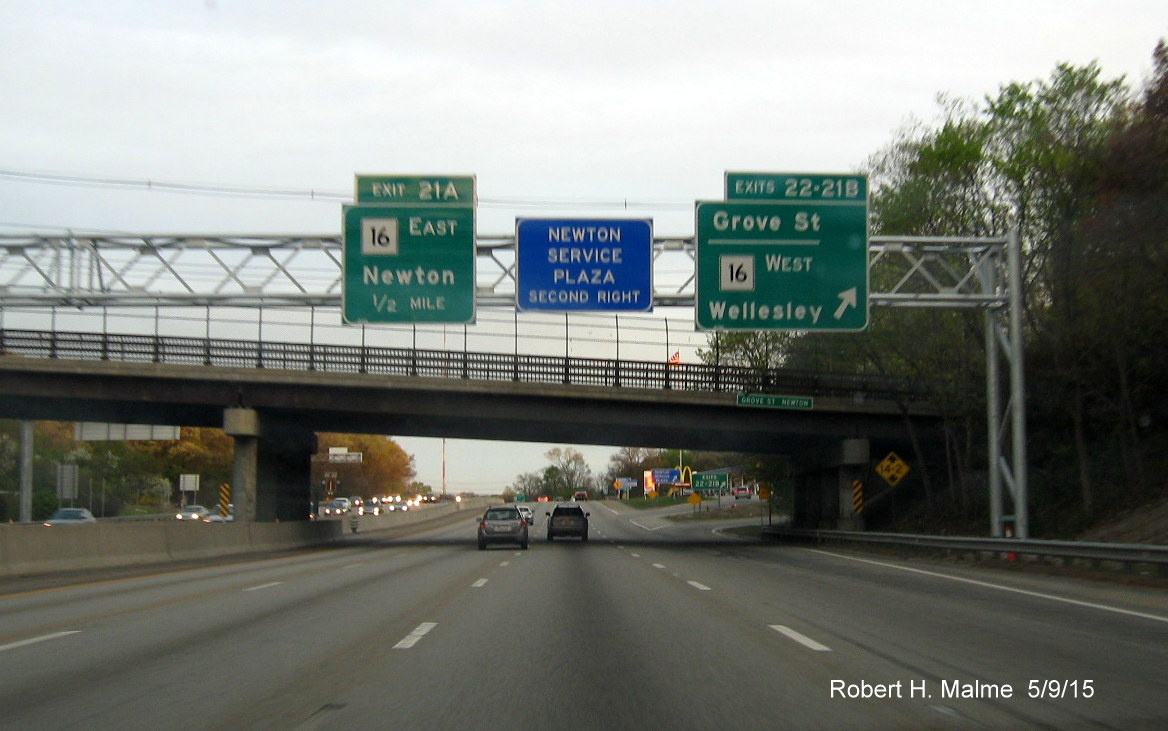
xmin=176 ymin=505 xmax=210 ymax=521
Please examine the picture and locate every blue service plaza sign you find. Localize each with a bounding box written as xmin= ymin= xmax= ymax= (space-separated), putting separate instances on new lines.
xmin=516 ymin=219 xmax=653 ymax=312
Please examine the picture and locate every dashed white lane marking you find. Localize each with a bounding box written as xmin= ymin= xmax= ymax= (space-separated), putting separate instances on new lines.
xmin=499 ymin=561 xmax=510 ymax=567
xmin=687 ymin=581 xmax=712 ymax=591
xmin=769 ymin=624 xmax=832 ymax=652
xmin=393 ymin=622 xmax=438 ymax=649
xmin=472 ymin=579 xmax=488 ymax=588
xmin=0 ymin=631 xmax=81 ymax=653
xmin=243 ymin=582 xmax=282 ymax=592
xmin=630 ymin=553 xmax=641 ymax=558
xmin=806 ymin=549 xmax=1168 ymax=625
xmin=652 ymin=563 xmax=667 ymax=569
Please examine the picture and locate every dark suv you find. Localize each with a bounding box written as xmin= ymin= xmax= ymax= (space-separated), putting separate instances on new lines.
xmin=546 ymin=504 xmax=589 ymax=542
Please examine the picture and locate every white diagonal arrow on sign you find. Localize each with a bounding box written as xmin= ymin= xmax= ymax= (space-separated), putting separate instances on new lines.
xmin=834 ymin=287 xmax=857 ymax=320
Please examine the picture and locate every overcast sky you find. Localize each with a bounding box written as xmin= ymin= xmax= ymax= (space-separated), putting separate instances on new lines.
xmin=2 ymin=1 xmax=1164 ymax=493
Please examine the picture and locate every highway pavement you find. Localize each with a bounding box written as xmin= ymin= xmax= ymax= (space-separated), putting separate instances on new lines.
xmin=1 ymin=500 xmax=1165 ymax=729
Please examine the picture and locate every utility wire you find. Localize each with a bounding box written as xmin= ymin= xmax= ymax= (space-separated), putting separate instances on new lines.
xmin=0 ymin=168 xmax=694 ymax=210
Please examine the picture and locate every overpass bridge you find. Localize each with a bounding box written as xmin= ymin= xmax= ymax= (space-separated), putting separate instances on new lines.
xmin=0 ymin=327 xmax=941 ymax=527
xmin=0 ymin=231 xmax=1024 ymax=536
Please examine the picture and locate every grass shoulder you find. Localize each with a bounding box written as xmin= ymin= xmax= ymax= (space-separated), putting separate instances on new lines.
xmin=666 ymin=501 xmax=774 ymax=521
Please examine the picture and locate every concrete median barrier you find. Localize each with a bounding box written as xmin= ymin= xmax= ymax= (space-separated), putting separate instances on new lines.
xmin=0 ymin=516 xmax=343 ymax=578
xmin=0 ymin=497 xmax=499 ymax=578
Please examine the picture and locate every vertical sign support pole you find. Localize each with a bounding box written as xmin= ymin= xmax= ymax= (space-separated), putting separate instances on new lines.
xmin=984 ymin=261 xmax=1002 ymax=537
xmin=664 ymin=318 xmax=671 ymax=390
xmin=983 ymin=229 xmax=1028 ymax=539
xmin=614 ymin=315 xmax=621 ymax=387
xmin=1007 ymin=229 xmax=1029 ymax=538
xmin=19 ymin=421 xmax=33 ymax=523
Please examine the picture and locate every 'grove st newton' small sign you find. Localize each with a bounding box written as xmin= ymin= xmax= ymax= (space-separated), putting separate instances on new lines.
xmin=736 ymin=393 xmax=814 ymax=410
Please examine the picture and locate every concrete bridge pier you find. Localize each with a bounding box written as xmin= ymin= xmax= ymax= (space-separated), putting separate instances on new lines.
xmin=223 ymin=408 xmax=315 ymax=522
xmin=793 ymin=438 xmax=869 ymax=530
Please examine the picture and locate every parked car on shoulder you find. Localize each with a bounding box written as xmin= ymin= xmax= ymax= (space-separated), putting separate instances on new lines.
xmin=478 ymin=505 xmax=529 ymax=550
xmin=43 ymin=507 xmax=97 ymax=526
xmin=546 ymin=504 xmax=589 ymax=542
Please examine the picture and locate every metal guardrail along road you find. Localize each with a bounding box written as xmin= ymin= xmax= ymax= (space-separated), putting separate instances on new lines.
xmin=764 ymin=527 xmax=1168 ymax=576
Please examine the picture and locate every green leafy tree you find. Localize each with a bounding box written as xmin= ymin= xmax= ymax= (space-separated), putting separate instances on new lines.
xmin=698 ymin=49 xmax=1164 ymax=532
xmin=696 ymin=331 xmax=796 ymax=371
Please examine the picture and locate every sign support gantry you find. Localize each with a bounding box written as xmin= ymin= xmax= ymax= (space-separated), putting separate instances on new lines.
xmin=0 ymin=231 xmax=1027 ymax=537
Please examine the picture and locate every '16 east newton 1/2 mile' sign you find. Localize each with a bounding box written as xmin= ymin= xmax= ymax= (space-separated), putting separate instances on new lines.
xmin=342 ymin=175 xmax=476 ymax=324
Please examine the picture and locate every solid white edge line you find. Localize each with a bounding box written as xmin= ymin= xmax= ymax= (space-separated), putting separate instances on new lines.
xmin=805 ymin=548 xmax=1168 ymax=625
xmin=393 ymin=622 xmax=438 ymax=650
xmin=0 ymin=630 xmax=82 ymax=653
xmin=687 ymin=581 xmax=712 ymax=591
xmin=769 ymin=624 xmax=832 ymax=652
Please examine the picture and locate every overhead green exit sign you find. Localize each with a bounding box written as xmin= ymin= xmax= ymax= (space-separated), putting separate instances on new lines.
xmin=355 ymin=175 xmax=475 ymax=205
xmin=342 ymin=204 xmax=476 ymax=324
xmin=725 ymin=172 xmax=867 ymax=201
xmin=695 ymin=171 xmax=870 ymax=333
xmin=343 ymin=173 xmax=478 ymax=324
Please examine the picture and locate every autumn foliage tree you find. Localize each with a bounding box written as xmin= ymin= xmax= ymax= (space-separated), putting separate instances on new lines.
xmin=313 ymin=432 xmax=416 ymax=499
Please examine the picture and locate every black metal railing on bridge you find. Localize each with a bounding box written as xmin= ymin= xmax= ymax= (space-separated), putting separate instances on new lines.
xmin=0 ymin=328 xmax=931 ymax=402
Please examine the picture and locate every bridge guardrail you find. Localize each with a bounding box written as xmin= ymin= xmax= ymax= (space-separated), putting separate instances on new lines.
xmin=762 ymin=527 xmax=1168 ymax=576
xmin=0 ymin=328 xmax=933 ymax=403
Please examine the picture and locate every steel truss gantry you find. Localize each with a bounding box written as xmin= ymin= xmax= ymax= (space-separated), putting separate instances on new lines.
xmin=0 ymin=232 xmax=1027 ymax=537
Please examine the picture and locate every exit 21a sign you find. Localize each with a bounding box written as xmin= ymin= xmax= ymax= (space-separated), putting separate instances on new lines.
xmin=343 ymin=174 xmax=477 ymax=324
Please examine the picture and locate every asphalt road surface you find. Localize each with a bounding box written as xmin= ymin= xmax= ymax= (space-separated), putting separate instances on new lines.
xmin=1 ymin=501 xmax=1165 ymax=730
